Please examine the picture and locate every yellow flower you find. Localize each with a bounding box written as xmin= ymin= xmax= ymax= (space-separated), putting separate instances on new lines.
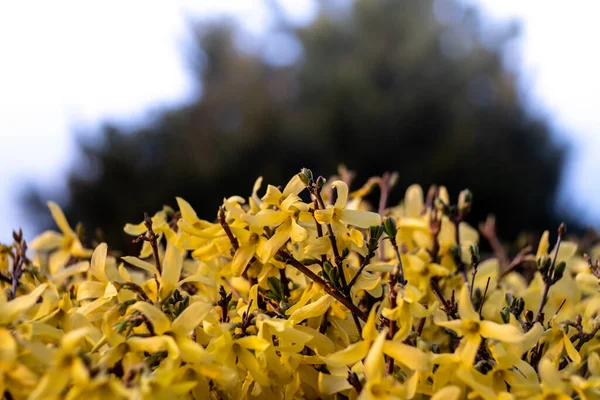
xmin=314 ymin=180 xmax=381 ymax=240
xmin=436 ymin=286 xmax=523 ymax=365
xmin=30 ymin=202 xmax=92 ymax=274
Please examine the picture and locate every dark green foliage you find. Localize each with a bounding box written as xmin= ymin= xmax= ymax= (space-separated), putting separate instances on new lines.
xmin=24 ymin=0 xmax=570 ymax=250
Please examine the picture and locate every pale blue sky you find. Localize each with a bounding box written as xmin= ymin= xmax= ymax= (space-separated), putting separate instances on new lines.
xmin=0 ymin=0 xmax=598 ymax=242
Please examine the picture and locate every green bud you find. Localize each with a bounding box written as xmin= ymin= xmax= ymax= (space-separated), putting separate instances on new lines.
xmin=298 ymin=168 xmax=313 ymax=186
xmin=450 ymin=245 xmax=462 ymax=262
xmin=500 ymin=307 xmax=511 ymax=324
xmin=315 ymin=176 xmax=326 ymax=189
xmin=322 ymin=261 xmax=334 ymax=281
xmin=470 ymin=244 xmax=480 ymax=265
xmin=553 ymin=261 xmax=566 ymax=282
xmin=458 ymin=189 xmax=473 ymax=214
xmin=267 ymin=277 xmax=284 ymax=301
xmin=505 ymin=293 xmax=514 ymax=306
xmin=538 ymin=255 xmax=551 ymax=275
xmin=369 ymin=225 xmax=384 ymax=241
xmin=517 ymin=298 xmax=525 ymax=314
xmin=279 ymin=301 xmax=290 ymax=313
xmin=383 ymin=217 xmax=398 ymax=238
xmin=329 ymin=267 xmax=340 ymax=288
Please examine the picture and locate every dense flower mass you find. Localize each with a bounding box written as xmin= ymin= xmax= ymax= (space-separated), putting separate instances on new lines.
xmin=2 ymin=168 xmax=600 ymax=399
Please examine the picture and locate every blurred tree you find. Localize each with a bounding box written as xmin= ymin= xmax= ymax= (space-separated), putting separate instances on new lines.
xmin=24 ymin=0 xmax=570 ymax=250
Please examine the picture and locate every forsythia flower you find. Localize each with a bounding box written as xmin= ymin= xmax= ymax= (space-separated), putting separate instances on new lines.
xmin=0 ymin=168 xmax=598 ymax=399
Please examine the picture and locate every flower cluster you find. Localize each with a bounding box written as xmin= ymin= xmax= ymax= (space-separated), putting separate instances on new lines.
xmin=2 ymin=168 xmax=600 ymax=399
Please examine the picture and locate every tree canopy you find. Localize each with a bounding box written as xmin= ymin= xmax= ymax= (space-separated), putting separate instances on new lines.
xmin=24 ymin=0 xmax=569 ymax=250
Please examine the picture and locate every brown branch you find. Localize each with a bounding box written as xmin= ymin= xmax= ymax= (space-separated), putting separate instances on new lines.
xmin=310 ymin=185 xmax=362 ymax=334
xmin=278 ymin=250 xmax=367 ymax=322
xmin=218 ymin=206 xmax=239 ymax=254
xmin=479 ymin=215 xmax=509 ymax=269
xmin=9 ymin=229 xmax=27 ymax=300
xmin=534 ymin=223 xmax=566 ymax=324
xmin=133 ymin=213 xmax=162 ymax=274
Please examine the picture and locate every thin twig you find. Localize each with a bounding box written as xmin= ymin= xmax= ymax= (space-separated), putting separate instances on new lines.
xmin=218 ymin=206 xmax=239 ymax=254
xmin=278 ymin=250 xmax=368 ymax=322
xmin=534 ymin=223 xmax=565 ymax=324
xmin=9 ymin=230 xmax=27 ymax=300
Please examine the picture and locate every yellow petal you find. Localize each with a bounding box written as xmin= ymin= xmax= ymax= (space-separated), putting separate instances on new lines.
xmin=48 ymin=201 xmax=76 ymax=237
xmin=30 ymin=231 xmax=63 ymax=251
xmin=331 ymin=180 xmax=349 ymax=209
xmin=230 ymin=245 xmax=256 ymax=277
xmin=176 ymin=336 xmax=214 ymax=363
xmin=77 ymin=281 xmax=106 ymax=300
xmin=243 ymin=209 xmax=287 ymax=227
xmin=562 ymin=332 xmax=582 ymax=364
xmin=282 ymin=174 xmax=305 ymax=197
xmin=262 ymin=184 xmax=283 ymax=205
xmin=171 ymin=301 xmax=212 ymax=337
xmin=314 ymin=207 xmax=334 ymax=225
xmin=383 ymin=341 xmax=431 ymax=371
xmin=318 ymin=372 xmax=352 ymax=395
xmin=127 ymin=335 xmax=179 ymax=360
xmin=291 ymin=218 xmax=309 ymax=242
xmin=364 ymin=330 xmax=387 ymax=381
xmin=479 ymin=321 xmax=522 ymax=343
xmin=236 ymin=346 xmax=270 ymax=387
xmin=458 ymin=286 xmax=479 ymax=321
xmin=121 ymin=256 xmax=159 ymax=277
xmin=235 ymin=336 xmax=271 ymax=352
xmin=124 ymin=221 xmax=146 ymax=236
xmin=0 ymin=328 xmax=17 ymax=367
xmin=257 ymin=220 xmax=291 ymax=264
xmin=362 ymin=305 xmax=380 ymax=342
xmin=161 ymin=241 xmax=183 ymax=296
xmin=176 ymin=197 xmax=200 ymax=224
xmin=404 ymin=185 xmax=424 ymax=218
xmin=339 ymin=209 xmax=381 ymax=229
xmin=289 ymin=295 xmax=333 ymax=324
xmin=0 ymin=283 xmax=48 ymax=324
xmin=326 ymin=340 xmax=371 ymax=367
xmin=90 ymin=242 xmax=108 ymax=282
xmin=431 ymin=386 xmax=461 ymax=400
xmin=536 ymin=231 xmax=550 ymax=258
xmin=127 ymin=301 xmax=171 ymax=335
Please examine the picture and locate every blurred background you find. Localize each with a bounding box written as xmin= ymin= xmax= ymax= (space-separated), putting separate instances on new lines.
xmin=1 ymin=0 xmax=599 ymax=250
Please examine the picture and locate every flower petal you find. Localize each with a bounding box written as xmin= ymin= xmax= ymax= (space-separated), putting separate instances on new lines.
xmin=291 ymin=218 xmax=309 ymax=243
xmin=458 ymin=286 xmax=479 ymax=321
xmin=364 ymin=330 xmax=387 ymax=381
xmin=47 ymin=201 xmax=76 ymax=237
xmin=90 ymin=242 xmax=108 ymax=282
xmin=325 ymin=340 xmax=371 ymax=367
xmin=30 ymin=231 xmax=64 ymax=251
xmin=127 ymin=301 xmax=171 ymax=335
xmin=383 ymin=341 xmax=431 ymax=371
xmin=339 ymin=209 xmax=381 ymax=229
xmin=479 ymin=321 xmax=522 ymax=343
xmin=289 ymin=295 xmax=333 ymax=324
xmin=171 ymin=301 xmax=212 ymax=337
xmin=127 ymin=335 xmax=179 ymax=360
xmin=242 ymin=210 xmax=288 ymax=228
xmin=257 ymin=220 xmax=291 ymax=264
xmin=231 ymin=244 xmax=256 ymax=277
xmin=331 ymin=181 xmax=349 ymax=209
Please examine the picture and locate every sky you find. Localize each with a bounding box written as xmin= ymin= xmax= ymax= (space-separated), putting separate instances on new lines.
xmin=0 ymin=0 xmax=599 ymax=242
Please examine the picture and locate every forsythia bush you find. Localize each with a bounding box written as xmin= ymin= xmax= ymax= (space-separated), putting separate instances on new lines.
xmin=2 ymin=168 xmax=600 ymax=400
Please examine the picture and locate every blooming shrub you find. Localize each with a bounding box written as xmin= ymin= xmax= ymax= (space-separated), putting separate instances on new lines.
xmin=2 ymin=168 xmax=600 ymax=400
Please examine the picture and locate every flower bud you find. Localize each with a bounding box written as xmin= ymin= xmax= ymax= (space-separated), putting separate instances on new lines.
xmin=553 ymin=261 xmax=566 ymax=282
xmin=458 ymin=189 xmax=473 ymax=215
xmin=315 ymin=176 xmax=326 ymax=189
xmin=298 ymin=168 xmax=313 ymax=186
xmin=383 ymin=217 xmax=398 ymax=238
xmin=470 ymin=244 xmax=480 ymax=265
xmin=500 ymin=307 xmax=511 ymax=324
